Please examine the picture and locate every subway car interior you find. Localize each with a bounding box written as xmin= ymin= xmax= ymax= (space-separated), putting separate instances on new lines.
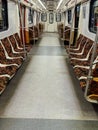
xmin=0 ymin=0 xmax=98 ymax=129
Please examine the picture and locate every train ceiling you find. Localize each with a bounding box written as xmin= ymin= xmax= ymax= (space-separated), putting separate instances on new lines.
xmin=40 ymin=0 xmax=60 ymax=11
xmin=32 ymin=0 xmax=70 ymax=11
xmin=17 ymin=0 xmax=83 ymax=12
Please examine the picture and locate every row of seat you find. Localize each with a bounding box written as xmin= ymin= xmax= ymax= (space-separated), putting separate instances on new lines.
xmin=0 ymin=33 xmax=26 ymax=94
xmin=57 ymin=23 xmax=63 ymax=39
xmin=0 ymin=23 xmax=44 ymax=94
xmin=29 ymin=23 xmax=44 ymax=41
xmin=38 ymin=23 xmax=44 ymax=36
xmin=66 ymin=34 xmax=98 ymax=101
xmin=57 ymin=23 xmax=70 ymax=42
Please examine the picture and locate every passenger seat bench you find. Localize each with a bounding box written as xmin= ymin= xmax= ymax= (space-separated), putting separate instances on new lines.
xmin=57 ymin=24 xmax=70 ymax=41
xmin=29 ymin=26 xmax=39 ymax=41
xmin=63 ymin=26 xmax=70 ymax=42
xmin=66 ymin=34 xmax=98 ymax=100
xmin=14 ymin=33 xmax=32 ymax=52
xmin=57 ymin=23 xmax=64 ymax=39
xmin=38 ymin=23 xmax=44 ymax=36
xmin=0 ymin=33 xmax=26 ymax=94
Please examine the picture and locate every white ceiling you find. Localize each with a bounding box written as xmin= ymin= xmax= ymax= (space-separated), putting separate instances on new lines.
xmin=33 ymin=0 xmax=69 ymax=11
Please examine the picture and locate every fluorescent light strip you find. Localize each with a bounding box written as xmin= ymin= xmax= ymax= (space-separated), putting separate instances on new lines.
xmin=31 ymin=1 xmax=36 ymax=5
xmin=56 ymin=0 xmax=63 ymax=10
xmin=38 ymin=0 xmax=46 ymax=9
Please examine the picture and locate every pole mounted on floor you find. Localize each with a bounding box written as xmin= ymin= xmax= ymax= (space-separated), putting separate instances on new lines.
xmin=63 ymin=3 xmax=68 ymax=43
xmin=18 ymin=0 xmax=27 ymax=59
xmin=68 ymin=0 xmax=77 ymax=56
xmin=32 ymin=10 xmax=36 ymax=46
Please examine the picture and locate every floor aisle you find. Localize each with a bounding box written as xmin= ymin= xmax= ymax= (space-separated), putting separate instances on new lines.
xmin=0 ymin=33 xmax=98 ymax=129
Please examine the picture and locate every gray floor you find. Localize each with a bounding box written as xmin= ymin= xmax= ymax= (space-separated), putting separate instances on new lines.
xmin=0 ymin=118 xmax=98 ymax=130
xmin=0 ymin=33 xmax=98 ymax=129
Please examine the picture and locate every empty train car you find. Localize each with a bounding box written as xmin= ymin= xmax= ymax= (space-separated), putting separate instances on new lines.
xmin=0 ymin=0 xmax=98 ymax=129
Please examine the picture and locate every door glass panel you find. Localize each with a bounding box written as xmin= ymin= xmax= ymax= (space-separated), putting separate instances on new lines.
xmin=49 ymin=13 xmax=54 ymax=24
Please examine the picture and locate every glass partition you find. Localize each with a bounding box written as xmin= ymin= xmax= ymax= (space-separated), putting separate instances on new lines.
xmin=49 ymin=12 xmax=54 ymax=24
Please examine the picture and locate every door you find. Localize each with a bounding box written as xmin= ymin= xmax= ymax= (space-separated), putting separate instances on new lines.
xmin=47 ymin=12 xmax=55 ymax=32
xmin=46 ymin=12 xmax=58 ymax=32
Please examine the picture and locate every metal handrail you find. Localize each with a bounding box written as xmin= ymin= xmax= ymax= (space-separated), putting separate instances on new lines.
xmin=68 ymin=0 xmax=77 ymax=56
xmin=18 ymin=1 xmax=27 ymax=59
xmin=64 ymin=27 xmax=79 ymax=32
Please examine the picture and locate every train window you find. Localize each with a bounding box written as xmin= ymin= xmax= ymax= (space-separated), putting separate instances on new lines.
xmin=56 ymin=13 xmax=61 ymax=22
xmin=83 ymin=6 xmax=86 ymax=18
xmin=68 ymin=9 xmax=72 ymax=24
xmin=49 ymin=13 xmax=54 ymax=24
xmin=89 ymin=0 xmax=98 ymax=33
xmin=41 ymin=13 xmax=47 ymax=22
xmin=28 ymin=8 xmax=34 ymax=24
xmin=0 ymin=0 xmax=8 ymax=31
xmin=76 ymin=4 xmax=80 ymax=17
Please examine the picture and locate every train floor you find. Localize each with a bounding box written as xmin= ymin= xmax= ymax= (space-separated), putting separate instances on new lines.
xmin=0 ymin=33 xmax=98 ymax=129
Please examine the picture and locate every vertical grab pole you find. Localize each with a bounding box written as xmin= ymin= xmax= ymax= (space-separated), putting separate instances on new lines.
xmin=68 ymin=0 xmax=77 ymax=56
xmin=63 ymin=3 xmax=69 ymax=46
xmin=63 ymin=4 xmax=68 ymax=42
xmin=63 ymin=10 xmax=65 ymax=42
xmin=33 ymin=10 xmax=36 ymax=45
xmin=18 ymin=1 xmax=27 ymax=59
xmin=84 ymin=18 xmax=98 ymax=102
xmin=37 ymin=12 xmax=40 ymax=38
xmin=29 ymin=8 xmax=35 ymax=45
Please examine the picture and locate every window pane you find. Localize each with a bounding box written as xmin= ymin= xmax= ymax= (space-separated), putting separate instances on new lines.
xmin=0 ymin=0 xmax=8 ymax=31
xmin=89 ymin=0 xmax=98 ymax=33
xmin=68 ymin=9 xmax=72 ymax=24
xmin=83 ymin=6 xmax=86 ymax=18
xmin=28 ymin=8 xmax=34 ymax=24
xmin=56 ymin=13 xmax=61 ymax=22
xmin=49 ymin=13 xmax=54 ymax=24
xmin=41 ymin=13 xmax=47 ymax=22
